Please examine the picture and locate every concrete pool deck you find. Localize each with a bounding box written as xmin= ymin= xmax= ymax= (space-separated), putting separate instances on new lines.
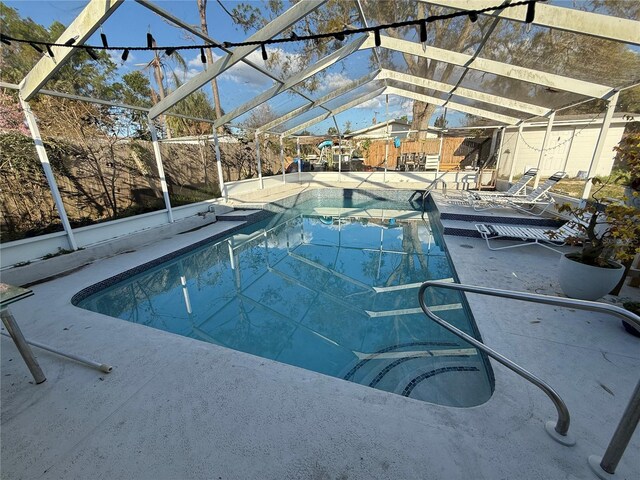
xmin=2 ymin=189 xmax=639 ymax=480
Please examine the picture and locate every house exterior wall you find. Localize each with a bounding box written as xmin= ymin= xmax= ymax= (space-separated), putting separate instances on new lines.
xmin=497 ymin=122 xmax=626 ymax=178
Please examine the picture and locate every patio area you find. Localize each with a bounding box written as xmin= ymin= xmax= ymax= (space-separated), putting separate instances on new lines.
xmin=2 ymin=187 xmax=639 ymax=480
xmin=2 ymin=1 xmax=640 ymax=478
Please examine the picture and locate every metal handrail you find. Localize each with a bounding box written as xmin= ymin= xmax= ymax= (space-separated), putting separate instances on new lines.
xmin=418 ymin=281 xmax=640 ymax=475
xmin=418 ymin=282 xmax=572 ymax=444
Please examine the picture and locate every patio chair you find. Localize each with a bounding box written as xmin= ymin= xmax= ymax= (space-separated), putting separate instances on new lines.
xmin=469 ymin=171 xmax=566 ymax=215
xmin=464 ymin=168 xmax=537 ymax=201
xmin=475 ymin=217 xmax=585 ymax=253
xmin=424 ymin=154 xmax=440 ymax=171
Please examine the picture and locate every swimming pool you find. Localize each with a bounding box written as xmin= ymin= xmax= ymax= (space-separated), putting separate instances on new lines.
xmin=74 ymin=191 xmax=494 ymax=406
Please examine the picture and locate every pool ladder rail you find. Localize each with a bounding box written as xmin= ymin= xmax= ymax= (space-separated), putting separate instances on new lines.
xmin=418 ymin=281 xmax=640 ymax=480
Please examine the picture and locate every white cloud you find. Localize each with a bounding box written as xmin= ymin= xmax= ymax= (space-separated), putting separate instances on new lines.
xmin=218 ymin=47 xmax=305 ymax=90
xmin=317 ymin=72 xmax=352 ymax=93
xmin=354 ymin=95 xmax=384 ymax=110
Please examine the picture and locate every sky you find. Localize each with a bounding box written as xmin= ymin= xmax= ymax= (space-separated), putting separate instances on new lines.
xmin=6 ymin=1 xmax=493 ymax=135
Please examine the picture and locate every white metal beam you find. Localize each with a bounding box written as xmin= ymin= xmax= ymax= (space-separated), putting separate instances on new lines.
xmin=385 ymin=86 xmax=519 ymax=124
xmin=379 ymin=69 xmax=548 ymax=117
xmin=424 ymin=0 xmax=640 ymax=47
xmin=362 ymin=34 xmax=612 ymax=99
xmin=20 ymin=98 xmax=78 ymax=250
xmin=280 ymin=135 xmax=286 ymax=184
xmin=282 ymin=87 xmax=385 ymax=137
xmin=3 ymin=81 xmax=222 ymax=124
xmin=255 ymin=131 xmax=264 ymax=189
xmin=135 ymin=0 xmax=334 ymax=118
xmin=213 ymin=131 xmax=227 ymax=201
xmin=533 ymin=111 xmax=555 ymax=188
xmin=20 ymin=0 xmax=124 ymax=101
xmin=148 ymin=117 xmax=174 ymax=222
xmin=213 ymin=34 xmax=368 ymax=128
xmin=508 ymin=123 xmax=525 ymax=182
xmin=259 ymin=72 xmax=381 ymax=133
xmin=582 ymin=92 xmax=619 ymax=199
xmin=149 ymin=0 xmax=327 ymax=119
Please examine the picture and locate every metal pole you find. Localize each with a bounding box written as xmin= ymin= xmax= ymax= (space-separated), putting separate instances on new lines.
xmin=438 ymin=108 xmax=448 ymax=164
xmin=255 ymin=131 xmax=264 ymax=189
xmin=213 ymin=131 xmax=227 ymax=201
xmin=533 ymin=111 xmax=555 ymax=189
xmin=509 ymin=123 xmax=524 ymax=183
xmin=582 ymin=92 xmax=619 ymax=199
xmin=562 ymin=126 xmax=577 ymax=174
xmin=589 ymin=379 xmax=640 ymax=477
xmin=338 ymin=138 xmax=342 ymax=182
xmin=384 ymin=138 xmax=389 ymax=183
xmin=495 ymin=126 xmax=506 ymax=174
xmin=0 ymin=330 xmax=112 ymax=374
xmin=384 ymin=94 xmax=389 ymax=182
xmin=332 ymin=115 xmax=342 ymax=182
xmin=1 ymin=309 xmax=46 ymax=384
xmin=148 ymin=116 xmax=174 ymax=223
xmin=20 ymin=97 xmax=78 ymax=251
xmin=280 ymin=134 xmax=286 ymax=184
xmin=296 ymin=137 xmax=302 ymax=183
xmin=488 ymin=128 xmax=498 ymax=161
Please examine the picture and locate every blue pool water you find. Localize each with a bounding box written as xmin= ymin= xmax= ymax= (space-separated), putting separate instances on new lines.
xmin=76 ymin=195 xmax=494 ymax=406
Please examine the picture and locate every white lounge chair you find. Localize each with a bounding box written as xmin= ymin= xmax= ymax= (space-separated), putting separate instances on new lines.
xmin=469 ymin=171 xmax=566 ymax=215
xmin=475 ymin=218 xmax=584 ymax=253
xmin=465 ymin=168 xmax=538 ymax=201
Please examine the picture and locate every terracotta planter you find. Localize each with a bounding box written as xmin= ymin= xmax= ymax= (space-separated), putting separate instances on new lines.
xmin=558 ymin=254 xmax=624 ymax=300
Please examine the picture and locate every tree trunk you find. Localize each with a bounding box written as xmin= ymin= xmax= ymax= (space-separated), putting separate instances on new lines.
xmin=197 ymin=0 xmax=224 ymax=131
xmin=411 ymin=102 xmax=437 ymax=140
xmin=152 ymin=44 xmax=171 ymax=139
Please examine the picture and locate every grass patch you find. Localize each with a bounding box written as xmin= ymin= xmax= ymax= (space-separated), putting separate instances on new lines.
xmin=550 ymin=179 xmax=624 ymax=201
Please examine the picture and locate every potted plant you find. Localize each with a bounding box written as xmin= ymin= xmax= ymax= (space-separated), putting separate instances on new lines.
xmin=614 ymin=130 xmax=640 ymax=209
xmin=554 ymin=177 xmax=640 ymax=301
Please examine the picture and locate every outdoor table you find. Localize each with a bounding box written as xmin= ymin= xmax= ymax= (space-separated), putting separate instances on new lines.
xmin=0 ymin=283 xmax=46 ymax=384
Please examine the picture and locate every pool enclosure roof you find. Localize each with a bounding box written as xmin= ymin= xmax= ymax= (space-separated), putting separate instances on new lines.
xmin=7 ymin=0 xmax=640 ymax=137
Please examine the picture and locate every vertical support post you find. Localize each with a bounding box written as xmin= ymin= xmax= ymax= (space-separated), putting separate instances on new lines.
xmin=384 ymin=138 xmax=389 ymax=183
xmin=213 ymin=131 xmax=227 ymax=201
xmin=20 ymin=97 xmax=78 ymax=251
xmin=495 ymin=127 xmax=506 ymax=175
xmin=438 ymin=107 xmax=448 ymax=163
xmin=148 ymin=117 xmax=174 ymax=223
xmin=562 ymin=126 xmax=577 ymax=174
xmin=331 ymin=115 xmax=342 ymax=182
xmin=589 ymin=379 xmax=640 ymax=477
xmin=384 ymin=94 xmax=389 ymax=182
xmin=489 ymin=128 xmax=498 ymax=161
xmin=582 ymin=92 xmax=618 ymax=199
xmin=255 ymin=131 xmax=264 ymax=189
xmin=296 ymin=137 xmax=302 ymax=183
xmin=534 ymin=111 xmax=555 ymax=189
xmin=280 ymin=135 xmax=286 ymax=184
xmin=1 ymin=308 xmax=46 ymax=384
xmin=337 ymin=137 xmax=342 ymax=182
xmin=509 ymin=123 xmax=524 ymax=183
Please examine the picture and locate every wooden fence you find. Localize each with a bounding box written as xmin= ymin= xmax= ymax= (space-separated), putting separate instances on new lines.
xmin=364 ymin=137 xmax=490 ymax=170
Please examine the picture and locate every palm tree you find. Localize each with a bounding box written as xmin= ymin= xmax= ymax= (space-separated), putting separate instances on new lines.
xmin=135 ymin=37 xmax=188 ymax=138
